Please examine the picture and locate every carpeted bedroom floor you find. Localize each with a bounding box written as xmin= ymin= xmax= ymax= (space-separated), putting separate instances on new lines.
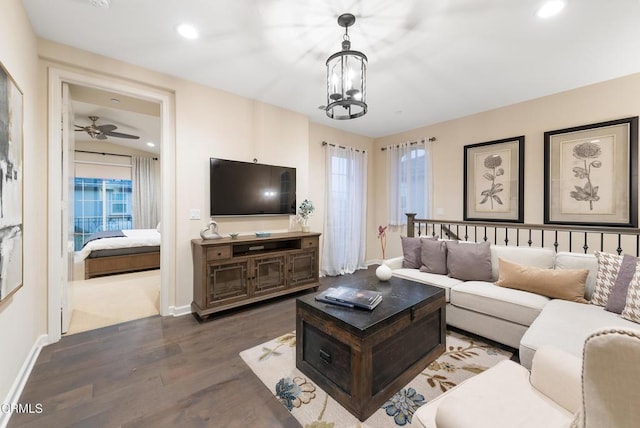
xmin=66 ymin=269 xmax=160 ymax=335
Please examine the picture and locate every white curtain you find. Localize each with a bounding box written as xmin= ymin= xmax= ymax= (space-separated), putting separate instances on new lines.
xmin=132 ymin=156 xmax=159 ymax=229
xmin=386 ymin=139 xmax=433 ymax=226
xmin=321 ymin=145 xmax=368 ymax=276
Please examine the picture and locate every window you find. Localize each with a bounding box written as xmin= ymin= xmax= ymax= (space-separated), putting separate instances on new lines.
xmin=387 ymin=142 xmax=432 ymax=226
xmin=321 ymin=145 xmax=368 ymax=275
xmin=400 ymin=147 xmax=426 ymax=215
xmin=74 ymin=178 xmax=133 ymax=250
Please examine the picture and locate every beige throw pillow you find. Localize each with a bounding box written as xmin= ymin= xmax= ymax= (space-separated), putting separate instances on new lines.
xmin=496 ymin=258 xmax=589 ymax=303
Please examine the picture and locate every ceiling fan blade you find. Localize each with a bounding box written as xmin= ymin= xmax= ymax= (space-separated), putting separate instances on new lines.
xmin=96 ymin=134 xmax=108 ymax=140
xmin=96 ymin=124 xmax=117 ymax=132
xmin=104 ymin=131 xmax=140 ymax=139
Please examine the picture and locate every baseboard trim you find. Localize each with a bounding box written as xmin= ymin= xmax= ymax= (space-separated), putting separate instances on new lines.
xmin=169 ymin=304 xmax=192 ymax=317
xmin=0 ymin=334 xmax=48 ymax=428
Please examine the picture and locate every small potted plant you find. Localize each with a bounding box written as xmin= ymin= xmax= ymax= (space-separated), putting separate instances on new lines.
xmin=297 ymin=199 xmax=315 ymax=232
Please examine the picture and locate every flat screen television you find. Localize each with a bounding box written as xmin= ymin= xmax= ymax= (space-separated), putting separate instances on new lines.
xmin=210 ymin=158 xmax=296 ymax=216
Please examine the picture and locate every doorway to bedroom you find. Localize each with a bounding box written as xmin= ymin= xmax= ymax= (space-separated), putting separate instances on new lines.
xmin=65 ymin=83 xmax=162 ymax=335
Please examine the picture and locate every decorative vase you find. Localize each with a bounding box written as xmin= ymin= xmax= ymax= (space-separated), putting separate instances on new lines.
xmin=376 ymin=264 xmax=393 ymax=281
xmin=301 ymin=225 xmax=310 ymax=233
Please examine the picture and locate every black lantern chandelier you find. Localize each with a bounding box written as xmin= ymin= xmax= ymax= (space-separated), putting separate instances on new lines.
xmin=326 ymin=13 xmax=367 ymax=120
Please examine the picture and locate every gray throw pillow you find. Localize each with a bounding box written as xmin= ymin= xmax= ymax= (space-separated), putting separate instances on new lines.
xmin=401 ymin=236 xmax=436 ymax=269
xmin=605 ymin=254 xmax=638 ymax=314
xmin=420 ymin=239 xmax=448 ymax=274
xmin=446 ymin=241 xmax=492 ymax=281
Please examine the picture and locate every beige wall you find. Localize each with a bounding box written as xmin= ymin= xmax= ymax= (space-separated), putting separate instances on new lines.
xmin=74 ymin=140 xmax=158 ymax=180
xmin=373 ymin=73 xmax=640 ymax=259
xmin=36 ymin=39 xmax=372 ymax=310
xmin=0 ymin=0 xmax=46 ymax=408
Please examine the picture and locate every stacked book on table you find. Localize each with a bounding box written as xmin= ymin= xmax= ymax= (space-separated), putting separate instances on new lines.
xmin=315 ymin=286 xmax=383 ymax=310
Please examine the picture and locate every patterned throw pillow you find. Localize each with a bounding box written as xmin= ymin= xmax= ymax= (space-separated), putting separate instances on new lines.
xmin=591 ymin=251 xmax=623 ymax=306
xmin=621 ymin=267 xmax=640 ymax=323
xmin=605 ymin=254 xmax=639 ymax=314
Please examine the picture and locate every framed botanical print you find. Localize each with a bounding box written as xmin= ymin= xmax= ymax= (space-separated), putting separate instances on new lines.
xmin=464 ymin=136 xmax=525 ymax=222
xmin=0 ymin=60 xmax=23 ymax=304
xmin=544 ymin=117 xmax=638 ymax=227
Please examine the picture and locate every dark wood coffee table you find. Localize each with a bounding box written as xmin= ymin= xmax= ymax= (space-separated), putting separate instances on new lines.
xmin=296 ymin=276 xmax=445 ymax=421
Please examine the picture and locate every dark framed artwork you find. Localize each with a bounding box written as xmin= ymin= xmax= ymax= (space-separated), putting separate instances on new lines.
xmin=0 ymin=61 xmax=23 ymax=304
xmin=544 ymin=117 xmax=638 ymax=227
xmin=464 ymin=136 xmax=525 ymax=222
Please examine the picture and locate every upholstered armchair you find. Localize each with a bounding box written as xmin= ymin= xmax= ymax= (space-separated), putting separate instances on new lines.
xmin=574 ymin=328 xmax=640 ymax=428
xmin=413 ymin=328 xmax=640 ymax=428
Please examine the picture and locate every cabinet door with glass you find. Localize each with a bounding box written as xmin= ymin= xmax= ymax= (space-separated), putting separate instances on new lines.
xmin=288 ymin=249 xmax=318 ymax=287
xmin=207 ymin=258 xmax=250 ymax=307
xmin=251 ymin=255 xmax=286 ymax=296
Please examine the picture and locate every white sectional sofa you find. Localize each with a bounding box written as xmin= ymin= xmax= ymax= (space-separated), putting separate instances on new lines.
xmin=386 ymin=244 xmax=640 ymax=368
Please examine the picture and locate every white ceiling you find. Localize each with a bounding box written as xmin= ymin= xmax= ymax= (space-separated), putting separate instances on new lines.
xmin=70 ymin=85 xmax=161 ymax=154
xmin=23 ymin=0 xmax=640 ymax=138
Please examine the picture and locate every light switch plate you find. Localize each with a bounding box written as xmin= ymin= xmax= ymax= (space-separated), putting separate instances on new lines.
xmin=190 ymin=209 xmax=201 ymax=220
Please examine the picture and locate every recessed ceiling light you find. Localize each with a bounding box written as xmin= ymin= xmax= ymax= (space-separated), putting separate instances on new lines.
xmin=537 ymin=1 xmax=565 ymax=18
xmin=177 ymin=23 xmax=199 ymax=40
xmin=110 ymin=98 xmax=120 ymax=104
xmin=146 ymin=142 xmax=155 ymax=147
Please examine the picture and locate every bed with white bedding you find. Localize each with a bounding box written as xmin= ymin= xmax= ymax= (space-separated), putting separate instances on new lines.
xmin=76 ymin=229 xmax=161 ymax=279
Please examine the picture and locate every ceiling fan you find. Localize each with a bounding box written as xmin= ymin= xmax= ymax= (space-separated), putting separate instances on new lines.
xmin=74 ymin=115 xmax=140 ymax=140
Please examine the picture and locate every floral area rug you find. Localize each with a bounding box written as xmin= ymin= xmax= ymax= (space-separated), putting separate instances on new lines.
xmin=239 ymin=330 xmax=512 ymax=427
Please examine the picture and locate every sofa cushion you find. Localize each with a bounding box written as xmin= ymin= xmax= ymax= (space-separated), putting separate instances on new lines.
xmin=519 ymin=299 xmax=640 ymax=369
xmin=495 ymin=258 xmax=589 ymax=303
xmin=555 ymin=252 xmax=598 ymax=300
xmin=414 ymin=359 xmax=574 ymax=428
xmin=446 ymin=241 xmax=492 ymax=281
xmin=391 ymin=268 xmax=463 ymax=302
xmin=490 ymin=246 xmax=555 ymax=281
xmin=592 ymin=251 xmax=623 ymax=306
xmin=420 ymin=239 xmax=448 ymax=274
xmin=450 ymin=281 xmax=549 ymax=326
xmin=606 ymin=254 xmax=638 ymax=314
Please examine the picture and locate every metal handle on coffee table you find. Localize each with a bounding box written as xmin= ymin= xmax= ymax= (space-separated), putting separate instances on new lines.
xmin=319 ymin=348 xmax=332 ymax=364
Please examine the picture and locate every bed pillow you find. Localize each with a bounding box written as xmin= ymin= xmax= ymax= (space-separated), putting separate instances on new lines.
xmin=496 ymin=258 xmax=589 ymax=303
xmin=446 ymin=241 xmax=492 ymax=281
xmin=401 ymin=236 xmax=436 ymax=269
xmin=420 ymin=239 xmax=448 ymax=275
xmin=592 ymin=251 xmax=623 ymax=306
xmin=605 ymin=254 xmax=639 ymax=314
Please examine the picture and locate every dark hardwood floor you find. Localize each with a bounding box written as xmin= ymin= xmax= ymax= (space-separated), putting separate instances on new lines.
xmin=9 ymin=268 xmax=376 ymax=428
